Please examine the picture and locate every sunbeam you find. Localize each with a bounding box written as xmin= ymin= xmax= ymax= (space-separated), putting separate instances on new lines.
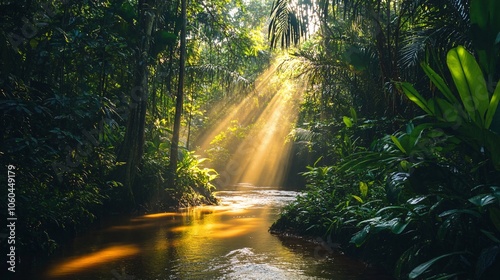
xmin=195 ymin=61 xmax=306 ymax=187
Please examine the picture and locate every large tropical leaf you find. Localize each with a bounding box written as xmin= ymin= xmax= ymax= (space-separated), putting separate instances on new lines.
xmin=446 ymin=46 xmax=489 ymax=125
xmin=434 ymin=97 xmax=460 ymax=123
xmin=398 ymin=82 xmax=433 ymax=115
xmin=421 ymin=63 xmax=458 ymax=105
xmin=485 ymin=81 xmax=500 ymax=129
xmin=409 ymin=252 xmax=464 ymax=279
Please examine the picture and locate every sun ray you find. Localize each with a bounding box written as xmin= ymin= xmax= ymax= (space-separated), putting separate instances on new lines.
xmin=195 ymin=60 xmax=305 ymax=187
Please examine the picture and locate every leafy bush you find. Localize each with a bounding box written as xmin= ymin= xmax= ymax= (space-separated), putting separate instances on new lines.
xmin=137 ymin=120 xmax=219 ymax=210
xmin=174 ymin=151 xmax=219 ymax=207
xmin=271 ymin=116 xmax=388 ymax=239
xmin=1 ymin=83 xmax=120 ymax=256
xmin=272 ymin=46 xmax=500 ymax=279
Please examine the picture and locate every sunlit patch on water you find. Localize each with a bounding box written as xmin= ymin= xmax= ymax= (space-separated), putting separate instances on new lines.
xmin=37 ymin=186 xmax=391 ymax=280
xmin=216 ymin=188 xmax=299 ymax=209
xmin=204 ymin=247 xmax=322 ymax=280
xmin=44 ymin=244 xmax=140 ymax=278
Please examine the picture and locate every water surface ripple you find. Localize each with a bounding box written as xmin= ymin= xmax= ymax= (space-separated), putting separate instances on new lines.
xmin=39 ymin=185 xmax=391 ymax=280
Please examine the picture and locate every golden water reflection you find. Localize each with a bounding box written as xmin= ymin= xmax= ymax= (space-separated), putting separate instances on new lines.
xmin=40 ymin=189 xmax=391 ymax=279
xmin=45 ymin=244 xmax=140 ymax=278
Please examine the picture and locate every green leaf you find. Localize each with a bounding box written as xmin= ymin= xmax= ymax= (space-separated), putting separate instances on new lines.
xmin=350 ymin=225 xmax=370 ymax=247
xmin=399 ymin=82 xmax=433 ymax=115
xmin=375 ymin=205 xmax=409 ymax=215
xmin=470 ymin=0 xmax=489 ymax=29
xmin=159 ymin=142 xmax=170 ymax=151
xmin=409 ymin=252 xmax=463 ymax=279
xmin=391 ymin=135 xmax=407 ymax=154
xmin=470 ymin=0 xmax=500 ymax=75
xmin=396 ymin=244 xmax=423 ymax=278
xmin=427 ymin=98 xmax=439 ymax=117
xmin=350 ymin=107 xmax=358 ymax=123
xmin=476 ymin=245 xmax=500 ymax=279
xmin=343 ymin=116 xmax=353 ymax=128
xmin=400 ymin=160 xmax=411 ymax=172
xmin=469 ymin=194 xmax=497 ymax=208
xmin=408 ymin=123 xmax=429 ymax=149
xmin=437 ymin=216 xmax=453 ymax=242
xmin=484 ymin=130 xmax=500 ymax=170
xmin=485 ymin=81 xmax=500 ymax=129
xmin=352 ymin=195 xmax=364 ymax=203
xmin=406 ymin=122 xmax=414 ymax=134
xmin=391 ymin=219 xmax=410 ymax=235
xmin=447 ymin=46 xmax=489 ymax=125
xmin=359 ymin=181 xmax=368 ymax=198
xmin=421 ymin=63 xmax=458 ymax=105
xmin=480 ymin=229 xmax=500 ymax=243
xmin=407 ymin=195 xmax=428 ymax=205
xmin=438 ymin=209 xmax=481 ymax=218
xmin=435 ymin=98 xmax=459 ymax=123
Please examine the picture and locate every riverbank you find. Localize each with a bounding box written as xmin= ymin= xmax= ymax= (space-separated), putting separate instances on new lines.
xmin=3 ymin=180 xmax=218 ymax=280
xmin=12 ymin=187 xmax=393 ymax=280
xmin=269 ymin=217 xmax=395 ymax=279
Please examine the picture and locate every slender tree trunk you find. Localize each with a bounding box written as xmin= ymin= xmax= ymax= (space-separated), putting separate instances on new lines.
xmin=116 ymin=1 xmax=155 ymax=209
xmin=186 ymin=81 xmax=194 ymax=150
xmin=168 ymin=0 xmax=187 ymax=189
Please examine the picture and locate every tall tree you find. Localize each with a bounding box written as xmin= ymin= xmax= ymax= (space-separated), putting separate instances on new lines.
xmin=116 ymin=0 xmax=156 ymax=206
xmin=168 ymin=0 xmax=187 ymax=188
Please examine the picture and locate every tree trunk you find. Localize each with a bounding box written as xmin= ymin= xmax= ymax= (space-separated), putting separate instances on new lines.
xmin=116 ymin=0 xmax=155 ymax=209
xmin=168 ymin=0 xmax=187 ymax=189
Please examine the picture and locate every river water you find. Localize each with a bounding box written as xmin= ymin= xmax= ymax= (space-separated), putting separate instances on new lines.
xmin=37 ymin=184 xmax=391 ymax=280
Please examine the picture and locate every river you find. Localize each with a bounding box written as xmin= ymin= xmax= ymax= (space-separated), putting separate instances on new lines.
xmin=36 ymin=184 xmax=392 ymax=279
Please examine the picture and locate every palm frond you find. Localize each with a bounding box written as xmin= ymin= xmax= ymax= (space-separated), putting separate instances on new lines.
xmin=399 ymin=0 xmax=471 ymax=69
xmin=268 ymin=0 xmax=308 ymax=48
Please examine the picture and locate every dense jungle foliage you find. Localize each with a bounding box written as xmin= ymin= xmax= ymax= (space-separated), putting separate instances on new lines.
xmin=1 ymin=0 xmax=499 ymax=279
xmin=269 ymin=0 xmax=500 ymax=279
xmin=1 ymin=0 xmax=271 ymax=265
